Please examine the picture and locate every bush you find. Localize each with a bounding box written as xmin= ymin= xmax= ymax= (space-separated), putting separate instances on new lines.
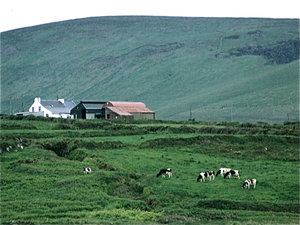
xmin=241 ymin=122 xmax=254 ymax=128
xmin=42 ymin=139 xmax=69 ymax=157
xmin=23 ymin=115 xmax=39 ymax=121
xmin=0 ymin=140 xmax=16 ymax=153
xmin=68 ymin=149 xmax=88 ymax=161
xmin=41 ymin=139 xmax=126 ymax=159
xmin=52 ymin=123 xmax=72 ymax=130
xmin=73 ymin=120 xmax=105 ymax=129
xmin=8 ymin=115 xmax=24 ymax=120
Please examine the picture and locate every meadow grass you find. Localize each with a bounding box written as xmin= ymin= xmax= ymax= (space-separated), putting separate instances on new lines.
xmin=1 ymin=117 xmax=299 ymax=224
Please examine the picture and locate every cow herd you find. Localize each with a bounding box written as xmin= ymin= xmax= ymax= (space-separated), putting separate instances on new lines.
xmin=83 ymin=166 xmax=256 ymax=189
xmin=156 ymin=167 xmax=257 ymax=189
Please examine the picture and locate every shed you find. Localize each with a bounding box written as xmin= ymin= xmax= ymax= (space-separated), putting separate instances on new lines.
xmin=70 ymin=101 xmax=107 ymax=119
xmin=102 ymin=101 xmax=155 ymax=120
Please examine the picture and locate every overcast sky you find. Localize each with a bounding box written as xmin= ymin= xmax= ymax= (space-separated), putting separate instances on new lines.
xmin=1 ymin=0 xmax=299 ymax=32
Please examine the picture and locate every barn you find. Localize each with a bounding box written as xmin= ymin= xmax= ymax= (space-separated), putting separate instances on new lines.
xmin=103 ymin=101 xmax=155 ymax=120
xmin=71 ymin=101 xmax=155 ymax=120
xmin=70 ymin=101 xmax=107 ymax=119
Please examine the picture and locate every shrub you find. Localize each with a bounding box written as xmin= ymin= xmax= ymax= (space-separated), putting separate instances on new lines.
xmin=0 ymin=140 xmax=16 ymax=153
xmin=42 ymin=139 xmax=69 ymax=157
xmin=8 ymin=115 xmax=24 ymax=120
xmin=52 ymin=123 xmax=72 ymax=130
xmin=23 ymin=115 xmax=39 ymax=120
xmin=73 ymin=120 xmax=104 ymax=129
xmin=241 ymin=122 xmax=254 ymax=128
xmin=41 ymin=139 xmax=126 ymax=159
xmin=68 ymin=149 xmax=88 ymax=161
xmin=0 ymin=123 xmax=37 ymax=130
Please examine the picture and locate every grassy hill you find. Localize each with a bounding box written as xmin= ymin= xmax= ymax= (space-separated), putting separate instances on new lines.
xmin=1 ymin=116 xmax=299 ymax=224
xmin=1 ymin=16 xmax=299 ymax=122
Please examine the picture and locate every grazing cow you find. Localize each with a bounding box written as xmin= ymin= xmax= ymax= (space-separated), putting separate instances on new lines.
xmin=197 ymin=172 xmax=206 ymax=182
xmin=242 ymin=179 xmax=257 ymax=189
xmin=205 ymin=171 xmax=215 ymax=181
xmin=216 ymin=168 xmax=231 ymax=177
xmin=224 ymin=170 xmax=240 ymax=179
xmin=197 ymin=171 xmax=215 ymax=182
xmin=156 ymin=168 xmax=172 ymax=178
xmin=83 ymin=167 xmax=92 ymax=174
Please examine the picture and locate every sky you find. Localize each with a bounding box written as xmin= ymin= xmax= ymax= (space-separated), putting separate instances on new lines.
xmin=1 ymin=0 xmax=299 ymax=32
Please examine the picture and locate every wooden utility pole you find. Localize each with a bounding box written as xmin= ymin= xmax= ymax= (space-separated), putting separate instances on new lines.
xmin=10 ymin=97 xmax=12 ymax=115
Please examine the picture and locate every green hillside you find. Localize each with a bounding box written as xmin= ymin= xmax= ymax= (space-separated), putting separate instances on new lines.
xmin=1 ymin=16 xmax=299 ymax=122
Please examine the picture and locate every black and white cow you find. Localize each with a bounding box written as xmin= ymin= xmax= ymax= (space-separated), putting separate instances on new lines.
xmin=224 ymin=170 xmax=240 ymax=179
xmin=216 ymin=168 xmax=231 ymax=177
xmin=83 ymin=167 xmax=92 ymax=174
xmin=156 ymin=168 xmax=172 ymax=178
xmin=242 ymin=179 xmax=257 ymax=189
xmin=197 ymin=172 xmax=206 ymax=182
xmin=197 ymin=171 xmax=215 ymax=182
xmin=205 ymin=171 xmax=215 ymax=181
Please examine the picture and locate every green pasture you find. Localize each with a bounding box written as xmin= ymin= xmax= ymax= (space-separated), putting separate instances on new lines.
xmin=1 ymin=116 xmax=299 ymax=224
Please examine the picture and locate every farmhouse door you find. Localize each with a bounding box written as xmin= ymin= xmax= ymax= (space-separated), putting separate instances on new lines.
xmin=81 ymin=109 xmax=86 ymax=119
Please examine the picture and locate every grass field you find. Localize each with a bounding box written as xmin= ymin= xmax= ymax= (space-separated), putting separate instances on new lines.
xmin=1 ymin=17 xmax=299 ymax=123
xmin=1 ymin=116 xmax=299 ymax=224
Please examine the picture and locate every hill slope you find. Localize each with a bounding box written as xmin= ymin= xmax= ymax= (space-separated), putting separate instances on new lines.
xmin=1 ymin=16 xmax=299 ymax=123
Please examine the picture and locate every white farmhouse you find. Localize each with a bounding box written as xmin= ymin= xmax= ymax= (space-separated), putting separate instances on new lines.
xmin=28 ymin=97 xmax=76 ymax=118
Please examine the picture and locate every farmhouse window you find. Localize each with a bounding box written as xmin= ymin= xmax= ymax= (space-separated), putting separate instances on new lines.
xmin=39 ymin=106 xmax=41 ymax=111
xmin=32 ymin=107 xmax=34 ymax=112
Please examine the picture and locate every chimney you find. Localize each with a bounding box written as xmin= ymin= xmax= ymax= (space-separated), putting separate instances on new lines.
xmin=58 ymin=98 xmax=64 ymax=104
xmin=35 ymin=97 xmax=41 ymax=103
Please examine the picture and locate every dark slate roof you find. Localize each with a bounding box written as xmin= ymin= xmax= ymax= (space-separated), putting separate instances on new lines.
xmin=74 ymin=101 xmax=107 ymax=110
xmin=82 ymin=102 xmax=105 ymax=110
xmin=41 ymin=100 xmax=76 ymax=114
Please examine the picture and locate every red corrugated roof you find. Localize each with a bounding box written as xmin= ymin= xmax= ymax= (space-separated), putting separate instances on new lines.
xmin=103 ymin=101 xmax=154 ymax=115
xmin=106 ymin=106 xmax=132 ymax=116
xmin=104 ymin=101 xmax=147 ymax=108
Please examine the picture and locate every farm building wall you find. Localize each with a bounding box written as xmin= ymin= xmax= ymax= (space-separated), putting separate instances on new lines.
xmin=71 ymin=101 xmax=107 ymax=119
xmin=86 ymin=113 xmax=96 ymax=119
xmin=131 ymin=112 xmax=155 ymax=120
xmin=104 ymin=108 xmax=133 ymax=120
